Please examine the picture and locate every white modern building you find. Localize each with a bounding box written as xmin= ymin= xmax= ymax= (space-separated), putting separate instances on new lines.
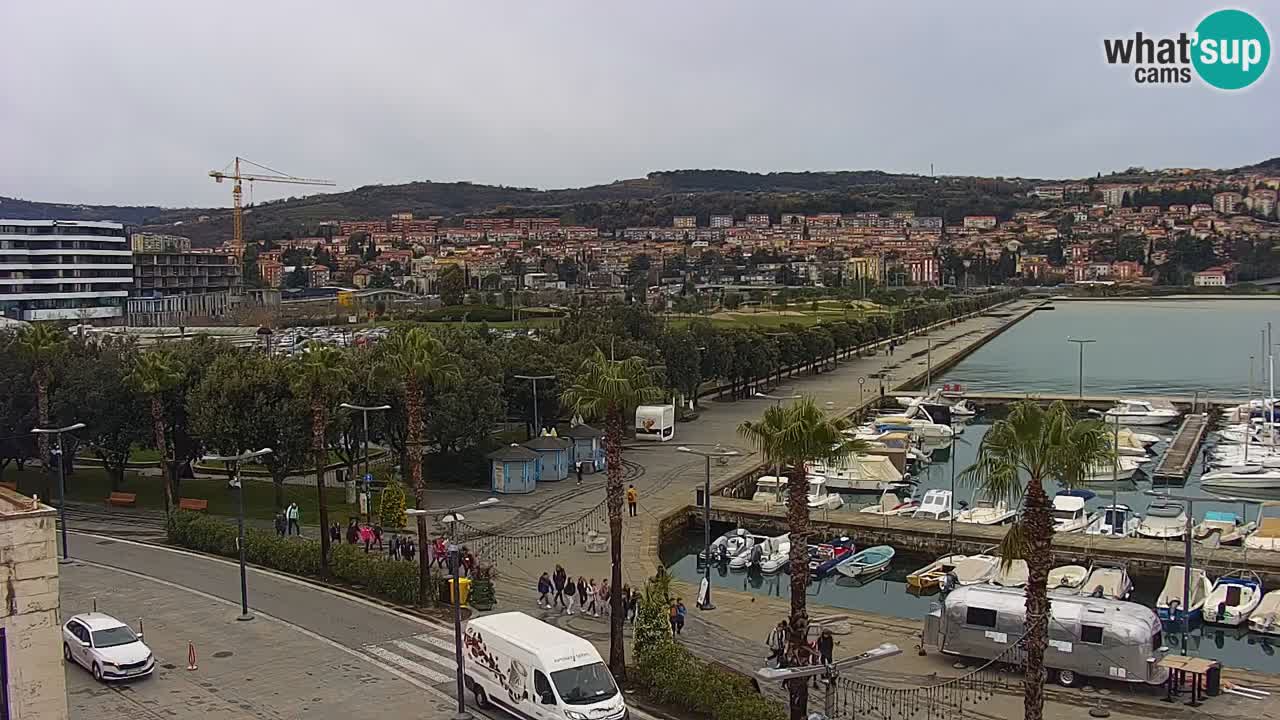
xmin=0 ymin=220 xmax=133 ymax=321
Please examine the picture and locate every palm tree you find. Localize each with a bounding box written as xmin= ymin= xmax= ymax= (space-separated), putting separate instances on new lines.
xmin=737 ymin=398 xmax=865 ymax=720
xmin=376 ymin=328 xmax=460 ymax=603
xmin=562 ymin=348 xmax=661 ymax=681
xmin=960 ymin=400 xmax=1113 ymax=720
xmin=16 ymin=324 xmax=67 ymax=495
xmin=127 ymin=350 xmax=183 ymax=515
xmin=292 ymin=346 xmax=352 ymax=575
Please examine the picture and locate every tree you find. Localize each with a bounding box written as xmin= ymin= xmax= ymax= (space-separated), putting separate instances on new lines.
xmin=561 ymin=348 xmax=661 ymax=681
xmin=439 ymin=265 xmax=466 ymax=306
xmin=127 ymin=349 xmax=183 ymax=514
xmin=56 ymin=337 xmax=147 ymax=491
xmin=659 ymin=331 xmax=703 ymax=414
xmin=292 ymin=346 xmax=352 ymax=574
xmin=737 ymin=398 xmax=865 ymax=720
xmin=0 ymin=332 xmax=36 ymax=481
xmin=959 ymin=401 xmax=1113 ymax=720
xmin=376 ymin=328 xmax=461 ymax=604
xmin=16 ymin=324 xmax=67 ymax=495
xmin=159 ymin=336 xmax=235 ymax=501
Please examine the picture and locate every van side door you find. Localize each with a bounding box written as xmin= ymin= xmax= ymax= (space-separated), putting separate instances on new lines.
xmin=533 ymin=669 xmax=559 ymax=719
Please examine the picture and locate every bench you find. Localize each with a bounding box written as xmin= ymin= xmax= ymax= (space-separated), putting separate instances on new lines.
xmin=178 ymin=498 xmax=208 ymax=512
xmin=106 ymin=492 xmax=137 ymax=508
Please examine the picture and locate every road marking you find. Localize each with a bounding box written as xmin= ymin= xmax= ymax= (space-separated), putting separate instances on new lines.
xmin=365 ymin=645 xmax=454 ymax=684
xmin=414 ymin=632 xmax=459 ymax=653
xmin=392 ymin=639 xmax=457 ymax=673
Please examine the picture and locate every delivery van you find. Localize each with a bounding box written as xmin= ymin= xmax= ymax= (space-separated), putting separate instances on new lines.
xmin=463 ymin=611 xmax=628 ymax=720
xmin=634 ymin=404 xmax=675 ymax=441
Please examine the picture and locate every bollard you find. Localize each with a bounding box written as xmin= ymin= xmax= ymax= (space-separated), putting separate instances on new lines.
xmin=187 ymin=642 xmax=198 ymax=671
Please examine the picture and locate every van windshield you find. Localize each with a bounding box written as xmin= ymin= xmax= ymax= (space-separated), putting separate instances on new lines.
xmin=552 ymin=662 xmax=618 ymax=705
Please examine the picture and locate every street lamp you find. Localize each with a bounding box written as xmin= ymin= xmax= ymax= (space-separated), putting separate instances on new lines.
xmin=339 ymin=402 xmax=391 ymax=523
xmin=513 ymin=375 xmax=556 ymax=438
xmin=1066 ymin=338 xmax=1097 ymax=402
xmin=678 ymin=445 xmax=739 ymax=610
xmin=406 ymin=497 xmax=499 ymax=720
xmin=207 ymin=448 xmax=274 ymax=621
xmin=31 ymin=422 xmax=85 ymax=563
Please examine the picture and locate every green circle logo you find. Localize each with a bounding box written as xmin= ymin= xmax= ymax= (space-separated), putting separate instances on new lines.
xmin=1193 ymin=9 xmax=1270 ymax=90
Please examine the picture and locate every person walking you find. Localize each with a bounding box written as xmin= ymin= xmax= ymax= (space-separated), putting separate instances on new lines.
xmin=668 ymin=601 xmax=679 ymax=636
xmin=329 ymin=522 xmax=341 ymax=546
xmin=346 ymin=518 xmax=359 ymax=545
xmin=598 ymin=580 xmax=610 ymax=617
xmin=401 ymin=537 xmax=415 ymax=563
xmin=389 ymin=534 xmax=401 ymax=560
xmin=673 ymin=598 xmax=687 ymax=635
xmin=575 ymin=577 xmax=589 ymax=617
xmin=434 ymin=537 xmax=449 ymax=569
xmin=626 ymin=484 xmax=638 ymax=517
xmin=816 ymin=628 xmax=835 ymax=688
xmin=537 ymin=572 xmax=553 ymax=609
xmin=373 ymin=525 xmax=384 ymax=552
xmin=576 ymin=461 xmax=584 ymax=486
xmin=274 ymin=512 xmax=286 ymax=537
xmin=553 ymin=566 xmax=568 ymax=610
xmin=627 ymin=587 xmax=639 ymax=624
xmin=586 ymin=579 xmax=599 ymax=617
xmin=286 ymin=503 xmax=300 ymax=535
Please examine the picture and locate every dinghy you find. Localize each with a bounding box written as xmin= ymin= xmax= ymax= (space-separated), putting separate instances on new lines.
xmin=1079 ymin=563 xmax=1133 ymax=600
xmin=953 ymin=554 xmax=999 ymax=586
xmin=1157 ymin=566 xmax=1213 ymax=623
xmin=699 ymin=528 xmax=754 ymax=564
xmin=991 ymin=559 xmax=1029 ymax=588
xmin=859 ymin=490 xmax=920 ymax=516
xmin=1203 ymin=571 xmax=1263 ymax=627
xmin=1249 ymin=590 xmax=1280 ymax=636
xmin=1048 ymin=565 xmax=1088 ymax=591
xmin=834 ymin=545 xmax=896 ymax=579
xmin=907 ymin=554 xmax=967 ymax=591
xmin=758 ymin=534 xmax=791 ymax=574
xmin=728 ymin=535 xmax=771 ymax=571
xmin=955 ymin=492 xmax=1017 ymax=525
xmin=808 ymin=537 xmax=855 ymax=578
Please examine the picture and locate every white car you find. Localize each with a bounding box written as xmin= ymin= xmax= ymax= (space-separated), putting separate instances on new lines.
xmin=62 ymin=613 xmax=155 ymax=681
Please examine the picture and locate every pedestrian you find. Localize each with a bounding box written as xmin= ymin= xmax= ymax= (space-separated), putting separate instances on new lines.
xmin=587 ymin=579 xmax=599 ymax=617
xmin=537 ymin=572 xmax=552 ymax=609
xmin=373 ymin=524 xmax=384 ymax=552
xmin=553 ymin=565 xmax=568 ymax=610
xmin=462 ymin=547 xmax=476 ymax=577
xmin=565 ymin=574 xmax=577 ymax=616
xmin=360 ymin=524 xmax=374 ymax=553
xmin=329 ymin=522 xmax=341 ymax=546
xmin=817 ymin=628 xmax=834 ymax=669
xmin=402 ymin=537 xmax=415 ymax=563
xmin=434 ymin=537 xmax=449 ymax=569
xmin=274 ymin=512 xmax=286 ymax=537
xmin=599 ymin=579 xmax=610 ymax=617
xmin=626 ymin=484 xmax=638 ymax=517
xmin=576 ymin=577 xmax=589 ymax=617
xmin=668 ymin=601 xmax=679 ymax=636
xmin=766 ymin=621 xmax=787 ymax=665
xmin=286 ymin=502 xmax=300 ymax=535
xmin=389 ymin=534 xmax=401 ymax=560
xmin=627 ymin=587 xmax=639 ymax=624
xmin=674 ymin=598 xmax=686 ymax=635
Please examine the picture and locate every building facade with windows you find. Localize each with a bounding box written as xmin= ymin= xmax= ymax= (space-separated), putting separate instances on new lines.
xmin=0 ymin=220 xmax=133 ymax=321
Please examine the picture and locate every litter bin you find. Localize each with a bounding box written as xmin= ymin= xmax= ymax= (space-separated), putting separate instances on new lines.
xmin=1205 ymin=662 xmax=1222 ymax=697
xmin=695 ymin=487 xmax=706 ymax=508
xmin=446 ymin=577 xmax=472 ymax=607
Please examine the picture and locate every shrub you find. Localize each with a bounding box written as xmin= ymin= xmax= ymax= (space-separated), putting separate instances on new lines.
xmin=631 ymin=643 xmax=785 ymax=720
xmin=633 ymin=570 xmax=674 ymax=659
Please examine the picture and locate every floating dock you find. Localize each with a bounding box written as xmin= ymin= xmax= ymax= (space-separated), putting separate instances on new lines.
xmin=1151 ymin=413 xmax=1210 ymax=485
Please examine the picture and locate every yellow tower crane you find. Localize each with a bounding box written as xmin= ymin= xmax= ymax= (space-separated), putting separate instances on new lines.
xmin=209 ymin=157 xmax=334 ymax=255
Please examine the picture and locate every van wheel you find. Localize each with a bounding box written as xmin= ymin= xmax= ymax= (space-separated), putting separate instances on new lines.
xmin=1055 ymin=668 xmax=1077 ymax=687
xmin=473 ymin=686 xmax=490 ymax=708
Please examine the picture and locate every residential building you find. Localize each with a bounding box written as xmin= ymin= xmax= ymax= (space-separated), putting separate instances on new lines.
xmin=0 ymin=487 xmax=69 ymax=720
xmin=1030 ymin=186 xmax=1065 ymax=200
xmin=962 ymin=215 xmax=997 ymax=230
xmin=744 ymin=213 xmax=770 ymax=227
xmin=779 ymin=213 xmax=804 ymax=227
xmin=905 ymin=256 xmax=940 ymax=286
xmin=673 ymin=216 xmax=697 ymax=229
xmin=709 ymin=215 xmax=734 ymax=228
xmin=1213 ymin=191 xmax=1243 ymax=214
xmin=258 ymin=260 xmax=285 ymax=288
xmin=132 ymin=250 xmax=241 ymax=297
xmin=352 ymin=268 xmax=373 ymax=289
xmin=1190 ymin=203 xmax=1213 ymax=215
xmin=1193 ymin=266 xmax=1230 ymax=287
xmin=130 ymin=232 xmax=191 ymax=253
xmin=1249 ymin=188 xmax=1277 ymax=218
xmin=845 ymin=255 xmax=883 ymax=284
xmin=308 ymin=265 xmax=331 ymax=287
xmin=1111 ymin=260 xmax=1142 ymax=281
xmin=0 ymin=219 xmax=133 ymax=321
xmin=1100 ymin=185 xmax=1132 ymax=207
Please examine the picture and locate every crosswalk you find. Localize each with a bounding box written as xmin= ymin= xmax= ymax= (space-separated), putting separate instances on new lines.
xmin=361 ymin=628 xmax=461 ymax=689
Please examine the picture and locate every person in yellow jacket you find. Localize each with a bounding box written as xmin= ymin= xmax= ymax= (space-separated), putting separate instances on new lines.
xmin=626 ymin=485 xmax=638 ymax=517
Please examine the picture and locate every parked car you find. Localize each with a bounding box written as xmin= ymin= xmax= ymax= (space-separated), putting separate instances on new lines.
xmin=62 ymin=613 xmax=155 ymax=681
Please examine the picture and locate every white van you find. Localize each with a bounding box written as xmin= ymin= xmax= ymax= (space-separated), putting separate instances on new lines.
xmin=464 ymin=612 xmax=628 ymax=720
xmin=635 ymin=404 xmax=675 ymax=441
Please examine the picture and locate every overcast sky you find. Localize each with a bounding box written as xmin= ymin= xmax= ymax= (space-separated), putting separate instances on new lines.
xmin=2 ymin=1 xmax=1275 ymax=208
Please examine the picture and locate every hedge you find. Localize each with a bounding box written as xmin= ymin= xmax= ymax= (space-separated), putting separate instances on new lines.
xmin=167 ymin=511 xmax=425 ymax=605
xmin=631 ymin=643 xmax=786 ymax=720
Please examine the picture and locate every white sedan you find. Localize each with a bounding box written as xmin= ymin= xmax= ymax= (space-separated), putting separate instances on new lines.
xmin=62 ymin=612 xmax=155 ymax=681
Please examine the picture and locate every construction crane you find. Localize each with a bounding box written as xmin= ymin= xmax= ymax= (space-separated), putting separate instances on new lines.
xmin=209 ymin=157 xmax=334 ymax=254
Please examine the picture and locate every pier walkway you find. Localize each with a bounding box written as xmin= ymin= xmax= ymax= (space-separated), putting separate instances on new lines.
xmin=1152 ymin=413 xmax=1211 ymax=484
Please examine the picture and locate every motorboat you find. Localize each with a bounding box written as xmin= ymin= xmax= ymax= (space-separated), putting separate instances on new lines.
xmin=1048 ymin=565 xmax=1088 ymax=591
xmin=1102 ymin=399 xmax=1180 ymax=427
xmin=808 ymin=537 xmax=855 ymax=578
xmin=1079 ymin=563 xmax=1133 ymax=600
xmin=758 ymin=534 xmax=791 ymax=575
xmin=1201 ymin=465 xmax=1280 ymax=490
xmin=1156 ymin=565 xmax=1213 ymax=623
xmin=1244 ymin=504 xmax=1280 ymax=551
xmin=1051 ymin=494 xmax=1096 ymax=534
xmin=834 ymin=545 xmax=896 ymax=579
xmin=1079 ymin=456 xmax=1145 ymax=484
xmin=1249 ymin=590 xmax=1280 ymax=635
xmin=954 ymin=492 xmax=1017 ymax=525
xmin=991 ymin=559 xmax=1029 ymax=588
xmin=809 ymin=454 xmax=909 ymax=493
xmin=1193 ymin=511 xmax=1257 ymax=546
xmin=699 ymin=528 xmax=755 ymax=564
xmin=751 ymin=475 xmax=844 ymax=510
xmin=953 ymin=555 xmax=1000 ymax=586
xmin=1135 ymin=500 xmax=1188 ymax=540
xmin=805 ymin=476 xmax=845 ymax=511
xmin=1112 ymin=428 xmax=1155 ymax=457
xmin=873 ymin=415 xmax=955 ymax=441
xmin=859 ymin=490 xmax=920 ymax=516
xmin=907 ymin=555 xmax=967 ymax=591
xmin=1202 ymin=571 xmax=1264 ymax=627
xmin=911 ymin=489 xmax=954 ymax=521
xmin=728 ymin=535 xmax=772 ymax=571
xmin=949 ymin=400 xmax=978 ymax=418
xmin=1085 ymin=504 xmax=1140 ymax=537
xmin=751 ymin=475 xmax=787 ymax=505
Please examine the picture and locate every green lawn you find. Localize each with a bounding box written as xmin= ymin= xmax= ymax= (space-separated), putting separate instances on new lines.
xmin=5 ymin=467 xmax=358 ymax=523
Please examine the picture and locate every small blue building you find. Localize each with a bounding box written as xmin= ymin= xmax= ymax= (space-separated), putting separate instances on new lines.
xmin=487 ymin=444 xmax=541 ymax=494
xmin=562 ymin=423 xmax=604 ymax=472
xmin=523 ymin=435 xmax=573 ymax=482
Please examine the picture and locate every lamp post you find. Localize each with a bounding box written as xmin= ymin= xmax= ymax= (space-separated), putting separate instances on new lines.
xmin=406 ymin=497 xmax=499 ymax=720
xmin=207 ymin=448 xmax=274 ymax=621
xmin=339 ymin=403 xmax=391 ymax=523
xmin=678 ymin=445 xmax=739 ymax=610
xmin=1066 ymin=338 xmax=1096 ymax=402
xmin=513 ymin=374 xmax=556 ymax=438
xmin=31 ymin=422 xmax=85 ymax=562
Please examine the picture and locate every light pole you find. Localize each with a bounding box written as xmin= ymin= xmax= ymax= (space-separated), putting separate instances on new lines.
xmin=678 ymin=445 xmax=739 ymax=610
xmin=207 ymin=448 xmax=274 ymax=621
xmin=1066 ymin=338 xmax=1096 ymax=402
xmin=406 ymin=497 xmax=499 ymax=720
xmin=513 ymin=374 xmax=556 ymax=438
xmin=339 ymin=403 xmax=391 ymax=523
xmin=32 ymin=422 xmax=85 ymax=563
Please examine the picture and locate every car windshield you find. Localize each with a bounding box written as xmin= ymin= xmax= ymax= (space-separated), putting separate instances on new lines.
xmin=91 ymin=626 xmax=138 ymax=648
xmin=551 ymin=662 xmax=618 ymax=705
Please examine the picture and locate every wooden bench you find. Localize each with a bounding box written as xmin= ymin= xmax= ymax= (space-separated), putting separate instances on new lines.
xmin=106 ymin=492 xmax=137 ymax=508
xmin=178 ymin=498 xmax=208 ymax=512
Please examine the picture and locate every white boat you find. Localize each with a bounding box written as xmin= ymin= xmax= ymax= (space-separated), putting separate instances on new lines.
xmin=751 ymin=475 xmax=787 ymax=504
xmin=728 ymin=535 xmax=772 ymax=571
xmin=699 ymin=528 xmax=755 ymax=564
xmin=859 ymin=490 xmax=920 ymax=516
xmin=1112 ymin=428 xmax=1154 ymax=457
xmin=874 ymin=414 xmax=954 ymax=441
xmin=991 ymin=559 xmax=1029 ymax=588
xmin=1047 ymin=565 xmax=1088 ymax=591
xmin=1193 ymin=511 xmax=1256 ymax=546
xmin=1051 ymin=494 xmax=1096 ymax=533
xmin=1249 ymin=590 xmax=1280 ymax=635
xmin=1079 ymin=563 xmax=1133 ymax=600
xmin=834 ymin=545 xmax=895 ymax=579
xmin=1102 ymin=399 xmax=1180 ymax=427
xmin=809 ymin=454 xmax=908 ymax=493
xmin=1085 ymin=504 xmax=1140 ymax=537
xmin=911 ymin=489 xmax=954 ymax=521
xmin=751 ymin=475 xmax=844 ymax=510
xmin=1201 ymin=465 xmax=1280 ymax=490
xmin=1244 ymin=504 xmax=1280 ymax=551
xmin=1080 ymin=456 xmax=1144 ymax=483
xmin=953 ymin=554 xmax=1000 ymax=586
xmin=955 ymin=492 xmax=1017 ymax=525
xmin=1135 ymin=500 xmax=1188 ymax=540
xmin=804 ymin=476 xmax=845 ymax=511
xmin=907 ymin=554 xmax=967 ymax=591
xmin=950 ymin=400 xmax=978 ymax=418
xmin=1203 ymin=571 xmax=1263 ymax=627
xmin=1156 ymin=566 xmax=1213 ymax=623
xmin=758 ymin=534 xmax=791 ymax=574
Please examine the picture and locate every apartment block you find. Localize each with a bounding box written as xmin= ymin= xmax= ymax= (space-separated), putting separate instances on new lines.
xmin=130 ymin=233 xmax=191 ymax=253
xmin=744 ymin=213 xmax=770 ymax=227
xmin=132 ymin=250 xmax=241 ymax=296
xmin=1214 ymin=191 xmax=1244 ymax=214
xmin=710 ymin=215 xmax=734 ymax=228
xmin=672 ymin=216 xmax=697 ymax=229
xmin=0 ymin=219 xmax=133 ymax=321
xmin=962 ymin=215 xmax=997 ymax=230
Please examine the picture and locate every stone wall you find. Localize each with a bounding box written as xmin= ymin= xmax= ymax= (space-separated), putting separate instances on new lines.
xmin=0 ymin=490 xmax=67 ymax=720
